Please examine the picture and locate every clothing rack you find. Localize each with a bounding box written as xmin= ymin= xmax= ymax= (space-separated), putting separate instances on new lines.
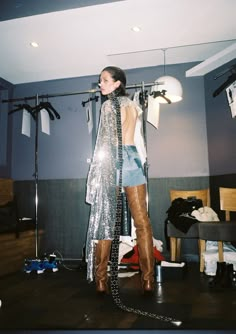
xmin=4 ymin=94 xmax=61 ymax=259
xmin=1 ymin=81 xmax=160 ymax=104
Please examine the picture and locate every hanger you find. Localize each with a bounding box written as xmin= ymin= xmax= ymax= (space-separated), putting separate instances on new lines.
xmin=9 ymin=103 xmax=36 ymax=120
xmin=34 ymin=102 xmax=55 ymax=120
xmin=139 ymin=90 xmax=149 ymax=107
xmin=151 ymin=90 xmax=171 ymax=104
xmin=82 ymin=96 xmax=99 ymax=107
xmin=213 ymin=73 xmax=236 ymax=97
xmin=38 ymin=101 xmax=61 ymax=119
xmin=34 ymin=101 xmax=61 ymax=120
xmin=213 ymin=64 xmax=236 ymax=98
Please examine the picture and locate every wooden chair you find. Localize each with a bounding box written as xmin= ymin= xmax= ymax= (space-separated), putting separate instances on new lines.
xmin=219 ymin=187 xmax=236 ymax=221
xmin=199 ymin=187 xmax=236 ymax=272
xmin=166 ymin=188 xmax=210 ymax=262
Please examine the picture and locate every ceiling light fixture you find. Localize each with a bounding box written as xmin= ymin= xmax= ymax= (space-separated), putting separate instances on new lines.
xmin=151 ymin=49 xmax=183 ymax=103
xmin=131 ymin=26 xmax=141 ymax=32
xmin=30 ymin=41 xmax=39 ymax=48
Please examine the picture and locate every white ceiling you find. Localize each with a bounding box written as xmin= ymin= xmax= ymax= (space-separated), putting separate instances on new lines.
xmin=0 ymin=0 xmax=236 ymax=84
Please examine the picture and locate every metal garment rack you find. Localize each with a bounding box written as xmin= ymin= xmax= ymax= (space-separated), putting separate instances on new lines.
xmin=2 ymin=80 xmax=158 ymax=259
xmin=2 ymin=81 xmax=157 ymax=103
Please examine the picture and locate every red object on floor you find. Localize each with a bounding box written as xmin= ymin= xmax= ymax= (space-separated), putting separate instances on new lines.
xmin=120 ymin=245 xmax=165 ymax=270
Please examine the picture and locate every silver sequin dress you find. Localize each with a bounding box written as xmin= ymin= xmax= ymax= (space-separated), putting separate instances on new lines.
xmin=85 ymin=96 xmax=146 ymax=282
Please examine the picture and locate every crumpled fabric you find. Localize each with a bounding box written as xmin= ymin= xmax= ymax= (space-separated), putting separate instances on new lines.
xmin=191 ymin=206 xmax=220 ymax=251
xmin=85 ymin=96 xmax=146 ymax=282
xmin=191 ymin=206 xmax=219 ymax=222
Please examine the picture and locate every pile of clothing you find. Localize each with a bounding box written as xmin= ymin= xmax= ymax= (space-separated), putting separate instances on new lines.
xmin=120 ymin=238 xmax=165 ymax=270
xmin=165 ymin=197 xmax=203 ymax=249
xmin=165 ymin=197 xmax=204 ymax=234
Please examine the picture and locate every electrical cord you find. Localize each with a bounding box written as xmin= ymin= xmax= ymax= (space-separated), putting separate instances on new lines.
xmin=53 ymin=249 xmax=80 ymax=271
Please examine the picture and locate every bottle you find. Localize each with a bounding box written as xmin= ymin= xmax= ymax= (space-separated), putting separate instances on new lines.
xmin=155 ymin=261 xmax=162 ymax=284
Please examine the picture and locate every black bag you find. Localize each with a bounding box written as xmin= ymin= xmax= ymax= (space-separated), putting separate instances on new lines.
xmin=164 ymin=196 xmax=203 ymax=249
xmin=166 ymin=196 xmax=203 ymax=222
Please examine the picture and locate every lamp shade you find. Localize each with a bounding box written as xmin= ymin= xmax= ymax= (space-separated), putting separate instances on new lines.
xmin=152 ymin=75 xmax=183 ymax=103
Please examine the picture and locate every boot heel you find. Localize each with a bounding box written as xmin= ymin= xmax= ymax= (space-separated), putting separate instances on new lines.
xmin=142 ymin=279 xmax=155 ymax=294
xmin=96 ymin=280 xmax=109 ymax=294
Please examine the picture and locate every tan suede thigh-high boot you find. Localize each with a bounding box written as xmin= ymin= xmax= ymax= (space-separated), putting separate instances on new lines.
xmin=125 ymin=184 xmax=155 ymax=293
xmin=95 ymin=240 xmax=112 ymax=294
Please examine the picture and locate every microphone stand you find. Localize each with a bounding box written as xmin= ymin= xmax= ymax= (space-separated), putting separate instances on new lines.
xmin=34 ymin=94 xmax=39 ymax=258
xmin=24 ymin=97 xmax=61 ymax=273
xmin=8 ymin=96 xmax=40 ymax=261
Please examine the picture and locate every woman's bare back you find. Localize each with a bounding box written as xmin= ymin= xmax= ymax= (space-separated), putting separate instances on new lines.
xmin=121 ymin=105 xmax=137 ymax=145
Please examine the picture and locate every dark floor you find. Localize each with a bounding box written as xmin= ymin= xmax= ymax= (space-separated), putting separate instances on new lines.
xmin=0 ymin=260 xmax=236 ymax=330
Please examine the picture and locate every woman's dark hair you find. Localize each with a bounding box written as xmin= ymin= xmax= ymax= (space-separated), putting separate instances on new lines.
xmin=101 ymin=66 xmax=127 ymax=96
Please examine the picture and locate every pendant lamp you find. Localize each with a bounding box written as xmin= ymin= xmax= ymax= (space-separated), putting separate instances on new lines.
xmin=151 ymin=49 xmax=183 ymax=104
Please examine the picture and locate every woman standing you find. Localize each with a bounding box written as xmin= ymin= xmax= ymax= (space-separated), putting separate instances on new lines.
xmin=85 ymin=66 xmax=154 ymax=294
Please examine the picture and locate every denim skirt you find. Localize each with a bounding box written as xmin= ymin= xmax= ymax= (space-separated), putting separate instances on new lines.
xmin=117 ymin=145 xmax=146 ymax=187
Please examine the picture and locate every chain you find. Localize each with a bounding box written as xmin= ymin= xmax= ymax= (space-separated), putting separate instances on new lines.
xmin=108 ymin=93 xmax=182 ymax=327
